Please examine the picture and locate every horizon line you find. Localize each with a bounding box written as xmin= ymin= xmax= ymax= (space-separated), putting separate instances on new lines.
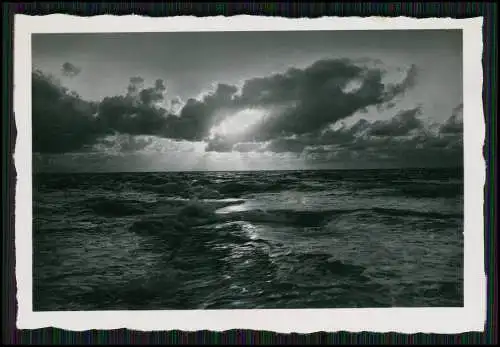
xmin=33 ymin=166 xmax=464 ymax=175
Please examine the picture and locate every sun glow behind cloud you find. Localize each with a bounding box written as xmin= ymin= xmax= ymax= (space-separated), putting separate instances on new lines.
xmin=209 ymin=108 xmax=269 ymax=140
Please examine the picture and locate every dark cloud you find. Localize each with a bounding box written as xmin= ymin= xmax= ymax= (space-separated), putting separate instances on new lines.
xmin=32 ymin=71 xmax=171 ymax=153
xmin=177 ymin=58 xmax=417 ymax=147
xmin=368 ymin=107 xmax=423 ymax=137
xmin=162 ymin=83 xmax=239 ymax=141
xmin=348 ymin=119 xmax=371 ymax=135
xmin=264 ymin=138 xmax=308 ymax=153
xmin=35 ymin=58 xmax=419 ymax=154
xmin=97 ymin=96 xmax=167 ymax=136
xmin=130 ymin=76 xmax=145 ymax=85
xmin=440 ymin=103 xmax=463 ymax=135
xmin=336 ymin=114 xmax=461 ymax=167
xmin=32 ymin=70 xmax=102 ymax=153
xmin=205 ymin=135 xmax=235 ymax=152
xmin=230 ymin=103 xmax=463 ymax=168
xmin=232 ymin=142 xmax=263 ymax=153
xmin=61 ymin=62 xmax=81 ymax=77
xmin=139 ymin=79 xmax=166 ymax=105
xmin=93 ymin=134 xmax=154 ymax=152
xmin=234 ymin=59 xmax=391 ymax=140
xmin=318 ymin=120 xmax=370 ymax=145
xmin=127 ymin=76 xmax=145 ymax=97
xmin=33 ymin=58 xmax=458 ymax=169
xmin=97 ymin=78 xmax=168 ymax=136
xmin=304 ymin=134 xmax=462 ymax=168
xmin=385 ymin=102 xmax=397 ymax=109
xmin=384 ymin=64 xmax=418 ymax=100
xmin=233 ymin=118 xmax=370 ymax=154
xmin=170 ymin=96 xmax=183 ymax=107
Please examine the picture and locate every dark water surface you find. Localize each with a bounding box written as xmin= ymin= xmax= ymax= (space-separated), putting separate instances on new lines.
xmin=33 ymin=168 xmax=464 ymax=310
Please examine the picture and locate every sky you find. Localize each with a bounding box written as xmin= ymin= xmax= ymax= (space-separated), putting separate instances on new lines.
xmin=31 ymin=30 xmax=463 ymax=172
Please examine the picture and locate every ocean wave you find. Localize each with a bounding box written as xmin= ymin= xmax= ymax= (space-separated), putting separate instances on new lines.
xmin=216 ymin=181 xmax=284 ymax=197
xmin=370 ymin=207 xmax=462 ymax=219
xmin=142 ymin=180 xmax=288 ymax=199
xmin=144 ymin=182 xmax=191 ymax=196
xmin=83 ymin=197 xmax=151 ymax=217
xmin=296 ymin=253 xmax=368 ymax=278
xmin=129 ymin=200 xmax=221 ymax=239
xmin=217 ymin=206 xmax=461 ymax=228
xmin=130 ymin=218 xmax=188 ymax=239
xmin=219 ymin=209 xmax=351 ymax=227
xmin=33 ymin=170 xmax=464 ymax=311
xmin=394 ymin=179 xmax=463 ymax=185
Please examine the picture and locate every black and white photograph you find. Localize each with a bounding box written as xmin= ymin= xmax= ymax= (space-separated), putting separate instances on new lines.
xmin=15 ymin=15 xmax=485 ymax=333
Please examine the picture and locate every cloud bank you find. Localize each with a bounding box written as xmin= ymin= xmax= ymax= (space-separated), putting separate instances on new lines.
xmin=32 ymin=57 xmax=463 ymax=170
xmin=61 ymin=62 xmax=81 ymax=77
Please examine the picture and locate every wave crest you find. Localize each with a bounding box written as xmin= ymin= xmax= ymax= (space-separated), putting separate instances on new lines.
xmin=84 ymin=197 xmax=148 ymax=217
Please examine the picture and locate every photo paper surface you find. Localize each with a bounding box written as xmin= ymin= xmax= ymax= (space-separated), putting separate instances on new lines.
xmin=15 ymin=14 xmax=485 ymax=333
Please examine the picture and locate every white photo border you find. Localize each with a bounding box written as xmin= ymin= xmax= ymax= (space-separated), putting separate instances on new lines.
xmin=14 ymin=14 xmax=486 ymax=333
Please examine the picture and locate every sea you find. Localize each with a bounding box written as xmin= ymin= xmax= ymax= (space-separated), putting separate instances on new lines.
xmin=33 ymin=168 xmax=464 ymax=311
